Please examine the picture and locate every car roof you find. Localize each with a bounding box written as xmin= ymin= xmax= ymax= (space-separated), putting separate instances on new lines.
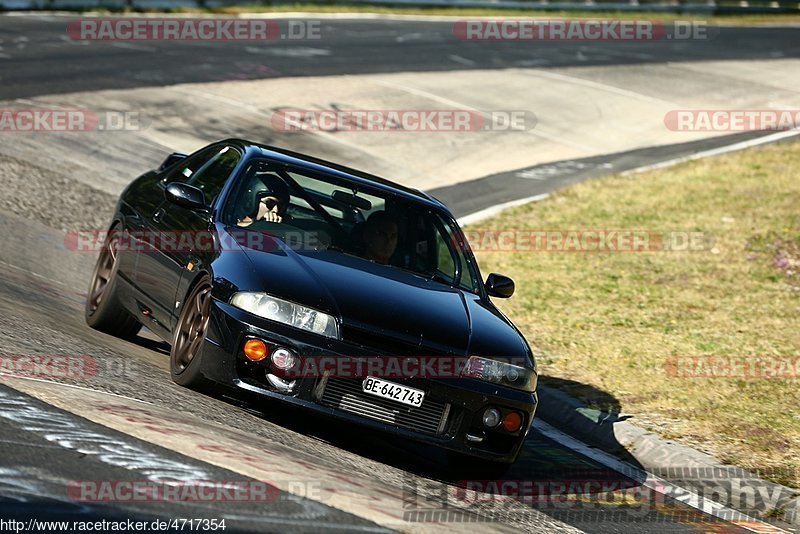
xmin=220 ymin=138 xmax=448 ymax=211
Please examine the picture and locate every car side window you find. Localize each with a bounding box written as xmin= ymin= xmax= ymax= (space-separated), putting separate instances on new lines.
xmin=166 ymin=147 xmax=217 ymax=184
xmin=407 ymin=212 xmax=478 ymax=293
xmin=436 ymin=219 xmax=479 ymax=292
xmin=434 ymin=229 xmax=458 ymax=281
xmin=168 ymin=146 xmax=242 ymax=205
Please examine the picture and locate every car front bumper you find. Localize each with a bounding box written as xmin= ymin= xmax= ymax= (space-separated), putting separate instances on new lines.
xmin=200 ymin=300 xmax=537 ymax=463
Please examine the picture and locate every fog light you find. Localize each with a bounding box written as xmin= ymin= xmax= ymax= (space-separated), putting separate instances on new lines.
xmin=271 ymin=347 xmax=298 ymax=370
xmin=502 ymin=411 xmax=523 ymax=432
xmin=266 ymin=373 xmax=296 ymax=393
xmin=243 ymin=339 xmax=269 ymax=361
xmin=482 ymin=408 xmax=501 ymax=428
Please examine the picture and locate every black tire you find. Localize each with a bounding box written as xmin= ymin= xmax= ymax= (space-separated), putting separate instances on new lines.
xmin=170 ymin=277 xmax=213 ymax=390
xmin=447 ymin=450 xmax=512 ymax=480
xmin=85 ymin=226 xmax=141 ymax=339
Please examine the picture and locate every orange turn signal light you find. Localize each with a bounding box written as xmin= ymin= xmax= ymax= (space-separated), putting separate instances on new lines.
xmin=502 ymin=411 xmax=522 ymax=433
xmin=244 ymin=339 xmax=269 ymax=361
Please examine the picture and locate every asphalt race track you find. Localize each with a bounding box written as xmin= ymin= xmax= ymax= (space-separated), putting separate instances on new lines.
xmin=0 ymin=14 xmax=798 ymax=533
xmin=1 ymin=17 xmax=800 ymax=100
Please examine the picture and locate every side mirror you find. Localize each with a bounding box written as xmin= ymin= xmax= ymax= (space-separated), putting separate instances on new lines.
xmin=485 ymin=273 xmax=515 ymax=298
xmin=165 ymin=182 xmax=208 ymax=212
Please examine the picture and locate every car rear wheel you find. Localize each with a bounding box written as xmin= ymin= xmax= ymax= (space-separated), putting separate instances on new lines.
xmin=85 ymin=225 xmax=141 ymax=339
xmin=170 ymin=277 xmax=212 ymax=390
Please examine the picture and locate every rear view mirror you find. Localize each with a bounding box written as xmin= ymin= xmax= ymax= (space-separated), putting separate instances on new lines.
xmin=485 ymin=273 xmax=515 ymax=298
xmin=332 ymin=190 xmax=372 ymax=211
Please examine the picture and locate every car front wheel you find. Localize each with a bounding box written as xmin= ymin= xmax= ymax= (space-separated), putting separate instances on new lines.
xmin=170 ymin=277 xmax=212 ymax=390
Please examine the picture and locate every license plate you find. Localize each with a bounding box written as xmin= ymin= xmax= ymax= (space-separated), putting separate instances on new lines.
xmin=362 ymin=377 xmax=425 ymax=407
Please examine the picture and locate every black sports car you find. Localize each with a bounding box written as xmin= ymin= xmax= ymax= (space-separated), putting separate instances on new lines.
xmin=86 ymin=139 xmax=538 ymax=467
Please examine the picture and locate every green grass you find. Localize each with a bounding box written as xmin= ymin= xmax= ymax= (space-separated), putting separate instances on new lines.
xmin=471 ymin=140 xmax=800 ymax=490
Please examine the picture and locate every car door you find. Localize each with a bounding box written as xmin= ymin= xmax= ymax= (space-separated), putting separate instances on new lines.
xmin=118 ymin=171 xmax=170 ymax=289
xmin=134 ymin=145 xmax=242 ymax=334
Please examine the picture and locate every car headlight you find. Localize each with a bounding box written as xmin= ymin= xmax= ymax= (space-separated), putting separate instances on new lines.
xmin=230 ymin=292 xmax=339 ymax=339
xmin=461 ymin=356 xmax=538 ymax=392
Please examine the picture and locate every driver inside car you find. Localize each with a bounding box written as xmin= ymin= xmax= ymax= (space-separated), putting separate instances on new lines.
xmin=362 ymin=211 xmax=398 ymax=265
xmin=237 ymin=174 xmax=292 ymax=227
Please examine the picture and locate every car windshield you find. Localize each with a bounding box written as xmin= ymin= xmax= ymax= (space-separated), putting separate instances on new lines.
xmin=224 ymin=159 xmax=481 ymax=293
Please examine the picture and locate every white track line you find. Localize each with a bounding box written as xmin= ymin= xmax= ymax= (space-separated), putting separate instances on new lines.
xmin=457 ymin=131 xmax=800 ymax=225
xmin=622 ymin=130 xmax=800 ymax=175
xmin=534 ymin=419 xmax=790 ymax=534
xmin=457 ymin=193 xmax=549 ymax=226
xmin=521 ymin=69 xmax=679 ymax=108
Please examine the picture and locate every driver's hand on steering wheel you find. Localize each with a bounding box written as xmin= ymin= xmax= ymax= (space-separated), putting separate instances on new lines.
xmin=262 ymin=212 xmax=283 ymax=223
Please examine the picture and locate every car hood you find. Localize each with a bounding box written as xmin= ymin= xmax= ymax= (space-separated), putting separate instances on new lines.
xmin=233 ymin=238 xmax=529 ymax=360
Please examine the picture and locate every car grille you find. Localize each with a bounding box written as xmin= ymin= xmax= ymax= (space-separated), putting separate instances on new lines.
xmin=319 ymin=378 xmax=450 ymax=436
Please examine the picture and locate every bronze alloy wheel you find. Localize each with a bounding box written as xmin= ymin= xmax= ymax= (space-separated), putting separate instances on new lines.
xmin=85 ymin=227 xmax=140 ymax=338
xmin=170 ymin=279 xmax=212 ymax=388
xmin=86 ymin=231 xmax=119 ymax=316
